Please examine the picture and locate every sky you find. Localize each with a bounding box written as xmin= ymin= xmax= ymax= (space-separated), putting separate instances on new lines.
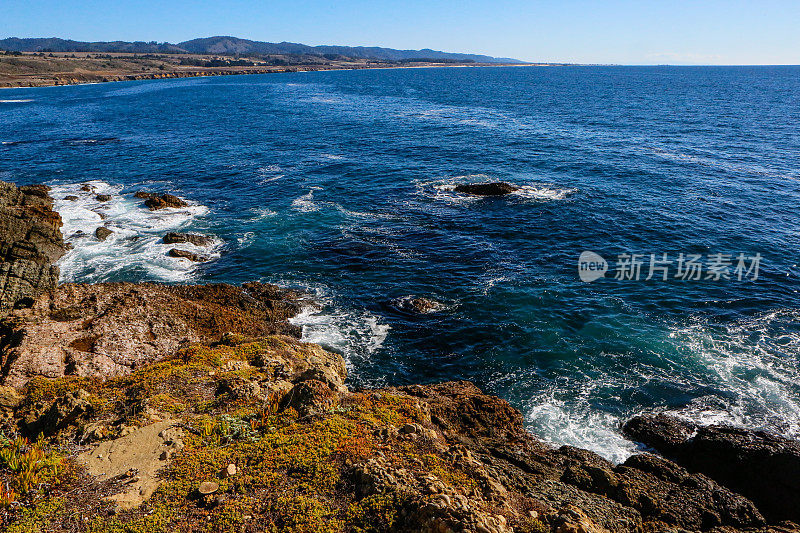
xmin=2 ymin=0 xmax=799 ymax=65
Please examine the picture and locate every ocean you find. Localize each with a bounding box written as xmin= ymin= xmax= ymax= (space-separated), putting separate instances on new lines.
xmin=2 ymin=65 xmax=799 ymax=462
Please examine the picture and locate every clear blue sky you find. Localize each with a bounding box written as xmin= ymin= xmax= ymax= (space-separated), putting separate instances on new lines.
xmin=3 ymin=0 xmax=799 ymax=65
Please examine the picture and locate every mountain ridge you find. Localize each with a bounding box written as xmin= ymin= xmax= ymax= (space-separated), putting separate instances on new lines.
xmin=0 ymin=35 xmax=524 ymax=63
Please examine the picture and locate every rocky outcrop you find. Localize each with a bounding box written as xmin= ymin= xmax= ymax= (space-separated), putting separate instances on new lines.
xmin=0 ymin=182 xmax=66 ymax=314
xmin=95 ymin=227 xmax=113 ymax=241
xmin=624 ymin=413 xmax=800 ymax=524
xmin=142 ymin=193 xmax=188 ymax=210
xmin=0 ymin=281 xmax=302 ymax=387
xmin=0 ymin=181 xmax=797 ymax=533
xmin=168 ymin=248 xmax=208 ymax=262
xmin=392 ymin=296 xmax=444 ymax=314
xmin=163 ymin=232 xmax=214 ymax=246
xmin=454 ymin=182 xmax=520 ymax=196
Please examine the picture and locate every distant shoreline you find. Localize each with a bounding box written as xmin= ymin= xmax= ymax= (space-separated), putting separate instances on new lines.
xmin=0 ymin=53 xmax=560 ymax=89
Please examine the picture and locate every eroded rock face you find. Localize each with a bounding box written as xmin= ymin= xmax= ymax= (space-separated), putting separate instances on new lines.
xmin=454 ymin=182 xmax=520 ymax=196
xmin=168 ymin=248 xmax=208 ymax=262
xmin=163 ymin=232 xmax=214 ymax=246
xmin=0 ymin=181 xmax=66 ymax=314
xmin=143 ymin=193 xmax=188 ymax=210
xmin=0 ymin=281 xmax=302 ymax=387
xmin=624 ymin=413 xmax=800 ymax=524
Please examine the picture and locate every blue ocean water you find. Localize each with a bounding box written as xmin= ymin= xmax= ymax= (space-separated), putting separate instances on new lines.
xmin=2 ymin=66 xmax=799 ymax=461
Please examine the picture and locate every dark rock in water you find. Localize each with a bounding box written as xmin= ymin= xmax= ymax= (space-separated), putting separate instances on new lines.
xmin=133 ymin=191 xmax=155 ymax=200
xmin=144 ymin=193 xmax=188 ymax=210
xmin=80 ymin=184 xmax=95 ymax=192
xmin=168 ymin=248 xmax=208 ymax=262
xmin=64 ymin=195 xmax=79 ymax=201
xmin=623 ymin=412 xmax=695 ymax=452
xmin=624 ymin=413 xmax=800 ymax=523
xmin=163 ymin=232 xmax=213 ymax=247
xmin=454 ymin=182 xmax=520 ymax=196
xmin=95 ymin=194 xmax=112 ymax=202
xmin=95 ymin=227 xmax=113 ymax=241
xmin=393 ymin=296 xmax=443 ymax=314
xmin=0 ymin=181 xmax=66 ymax=314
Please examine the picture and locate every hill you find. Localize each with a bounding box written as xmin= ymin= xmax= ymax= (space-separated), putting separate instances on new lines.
xmin=0 ymin=36 xmax=524 ymax=63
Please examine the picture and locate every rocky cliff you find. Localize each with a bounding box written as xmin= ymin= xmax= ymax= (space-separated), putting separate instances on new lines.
xmin=0 ymin=182 xmax=65 ymax=315
xmin=0 ymin=182 xmax=797 ymax=533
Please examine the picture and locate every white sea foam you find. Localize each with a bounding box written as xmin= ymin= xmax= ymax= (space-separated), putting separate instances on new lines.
xmin=287 ymin=284 xmax=390 ymax=374
xmin=418 ymin=176 xmax=577 ymax=205
xmin=247 ymin=207 xmax=277 ymax=221
xmin=523 ymin=309 xmax=800 ymax=464
xmin=513 ymin=185 xmax=579 ymax=200
xmin=50 ymin=180 xmax=220 ymax=283
xmin=665 ymin=310 xmax=800 ymax=437
xmin=527 ymin=398 xmax=640 ymax=464
xmin=291 ymin=187 xmax=323 ymax=212
xmin=0 ymin=99 xmax=34 ymax=103
xmin=256 ymin=165 xmax=285 ymax=183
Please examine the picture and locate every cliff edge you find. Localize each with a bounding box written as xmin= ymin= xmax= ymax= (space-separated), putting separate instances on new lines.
xmin=0 ymin=182 xmax=797 ymax=533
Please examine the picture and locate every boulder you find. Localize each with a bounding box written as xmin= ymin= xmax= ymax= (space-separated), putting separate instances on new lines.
xmin=393 ymin=296 xmax=444 ymax=314
xmin=25 ymin=389 xmax=93 ymax=437
xmin=64 ymin=195 xmax=79 ymax=201
xmin=624 ymin=413 xmax=800 ymax=523
xmin=133 ymin=191 xmax=154 ymax=199
xmin=144 ymin=194 xmax=188 ymax=210
xmin=0 ymin=385 xmax=22 ymax=410
xmin=168 ymin=248 xmax=208 ymax=262
xmin=454 ymin=182 xmax=520 ymax=196
xmin=280 ymin=379 xmax=338 ymax=416
xmin=95 ymin=194 xmax=111 ymax=202
xmin=95 ymin=227 xmax=114 ymax=241
xmin=163 ymin=232 xmax=214 ymax=246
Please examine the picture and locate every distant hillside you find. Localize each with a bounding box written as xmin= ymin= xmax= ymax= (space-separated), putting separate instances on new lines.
xmin=0 ymin=37 xmax=185 ymax=54
xmin=0 ymin=36 xmax=523 ymax=64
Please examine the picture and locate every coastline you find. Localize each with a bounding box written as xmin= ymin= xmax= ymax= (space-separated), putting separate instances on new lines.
xmin=0 ymin=180 xmax=797 ymax=532
xmin=0 ymin=61 xmax=552 ymax=90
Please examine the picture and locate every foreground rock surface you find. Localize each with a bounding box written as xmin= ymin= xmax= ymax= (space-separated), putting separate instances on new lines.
xmin=0 ymin=182 xmax=797 ymax=532
xmin=0 ymin=181 xmax=66 ymax=314
xmin=624 ymin=413 xmax=800 ymax=524
xmin=0 ymin=281 xmax=302 ymax=387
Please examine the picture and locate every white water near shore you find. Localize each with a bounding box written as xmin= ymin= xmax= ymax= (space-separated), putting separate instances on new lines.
xmin=51 ymin=180 xmax=221 ymax=283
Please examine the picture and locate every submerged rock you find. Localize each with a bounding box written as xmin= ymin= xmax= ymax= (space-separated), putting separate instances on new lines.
xmin=163 ymin=232 xmax=214 ymax=246
xmin=454 ymin=182 xmax=520 ymax=196
xmin=168 ymin=248 xmax=208 ymax=262
xmin=392 ymin=296 xmax=445 ymax=314
xmin=95 ymin=194 xmax=111 ymax=202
